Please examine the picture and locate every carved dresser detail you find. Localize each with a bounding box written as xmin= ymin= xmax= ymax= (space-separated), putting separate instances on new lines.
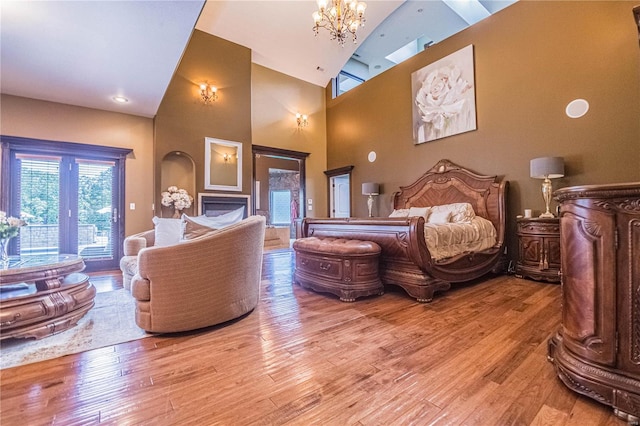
xmin=515 ymin=217 xmax=561 ymax=283
xmin=547 ymin=182 xmax=640 ymax=423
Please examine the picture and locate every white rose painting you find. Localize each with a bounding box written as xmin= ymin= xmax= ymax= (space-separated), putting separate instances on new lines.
xmin=412 ymin=45 xmax=477 ymax=144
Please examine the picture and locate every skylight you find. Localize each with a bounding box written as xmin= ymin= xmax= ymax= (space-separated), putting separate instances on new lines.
xmin=334 ymin=0 xmax=517 ymax=97
xmin=385 ymin=40 xmax=419 ymax=65
xmin=442 ymin=0 xmax=490 ymax=25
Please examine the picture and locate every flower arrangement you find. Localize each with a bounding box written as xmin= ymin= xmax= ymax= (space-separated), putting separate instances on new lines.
xmin=0 ymin=211 xmax=26 ymax=239
xmin=1 ymin=211 xmax=27 ymax=263
xmin=161 ymin=186 xmax=193 ymax=214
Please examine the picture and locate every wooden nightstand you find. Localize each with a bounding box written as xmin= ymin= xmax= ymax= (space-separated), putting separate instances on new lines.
xmin=515 ymin=217 xmax=560 ymax=283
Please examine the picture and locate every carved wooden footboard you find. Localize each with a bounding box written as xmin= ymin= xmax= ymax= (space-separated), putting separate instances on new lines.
xmin=302 ymin=160 xmax=508 ymax=302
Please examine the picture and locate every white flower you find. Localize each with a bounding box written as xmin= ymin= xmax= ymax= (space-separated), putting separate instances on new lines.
xmin=160 ymin=187 xmax=193 ymax=211
xmin=415 ymin=65 xmax=472 ymax=131
xmin=0 ymin=211 xmax=27 ymax=239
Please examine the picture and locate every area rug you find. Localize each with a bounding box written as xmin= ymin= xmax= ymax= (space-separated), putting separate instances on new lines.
xmin=0 ymin=289 xmax=150 ymax=369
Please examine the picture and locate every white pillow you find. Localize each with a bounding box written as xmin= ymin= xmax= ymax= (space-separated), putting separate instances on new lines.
xmin=430 ymin=203 xmax=476 ymax=223
xmin=181 ymin=206 xmax=246 ymax=239
xmin=408 ymin=206 xmax=430 ymax=219
xmin=195 ymin=206 xmax=245 ymax=226
xmin=389 ymin=208 xmax=410 ymax=218
xmin=152 ymin=217 xmax=182 ymax=247
xmin=427 ymin=210 xmax=452 ymax=224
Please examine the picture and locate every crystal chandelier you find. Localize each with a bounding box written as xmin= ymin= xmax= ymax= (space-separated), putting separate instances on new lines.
xmin=312 ymin=0 xmax=367 ymax=47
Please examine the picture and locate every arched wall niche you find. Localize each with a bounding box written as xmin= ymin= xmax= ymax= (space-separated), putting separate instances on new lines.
xmin=160 ymin=151 xmax=196 ymax=217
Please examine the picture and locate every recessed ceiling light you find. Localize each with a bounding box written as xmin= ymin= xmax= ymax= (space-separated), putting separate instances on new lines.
xmin=112 ymin=96 xmax=129 ymax=104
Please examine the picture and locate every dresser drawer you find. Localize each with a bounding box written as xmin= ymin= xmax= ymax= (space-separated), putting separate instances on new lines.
xmin=296 ymin=254 xmax=344 ymax=280
xmin=517 ymin=221 xmax=560 ymax=235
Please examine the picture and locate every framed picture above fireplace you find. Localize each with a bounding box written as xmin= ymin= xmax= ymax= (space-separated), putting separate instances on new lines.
xmin=204 ymin=137 xmax=242 ymax=192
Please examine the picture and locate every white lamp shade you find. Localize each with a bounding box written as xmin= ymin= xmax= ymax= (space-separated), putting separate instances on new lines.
xmin=530 ymin=157 xmax=565 ymax=179
xmin=362 ymin=182 xmax=379 ymax=195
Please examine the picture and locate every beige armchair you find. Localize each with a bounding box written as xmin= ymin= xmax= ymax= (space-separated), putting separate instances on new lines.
xmin=120 ymin=230 xmax=155 ymax=290
xmin=123 ymin=216 xmax=266 ymax=333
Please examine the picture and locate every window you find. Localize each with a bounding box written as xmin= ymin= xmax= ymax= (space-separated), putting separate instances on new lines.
xmin=334 ymin=70 xmax=365 ymax=97
xmin=16 ymin=154 xmax=61 ymax=255
xmin=270 ymin=190 xmax=291 ymax=225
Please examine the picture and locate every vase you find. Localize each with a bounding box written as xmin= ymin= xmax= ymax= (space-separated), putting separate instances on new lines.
xmin=172 ymin=208 xmax=182 ymax=219
xmin=1 ymin=237 xmax=10 ymax=266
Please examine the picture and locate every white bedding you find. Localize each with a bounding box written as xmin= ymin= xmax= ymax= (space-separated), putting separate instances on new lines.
xmin=424 ymin=216 xmax=497 ymax=261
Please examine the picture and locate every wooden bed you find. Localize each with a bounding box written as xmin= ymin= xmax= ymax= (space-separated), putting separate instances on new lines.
xmin=301 ymin=159 xmax=508 ymax=302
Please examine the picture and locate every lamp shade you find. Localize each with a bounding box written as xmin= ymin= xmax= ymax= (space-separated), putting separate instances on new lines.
xmin=530 ymin=157 xmax=565 ymax=179
xmin=362 ymin=182 xmax=379 ymax=195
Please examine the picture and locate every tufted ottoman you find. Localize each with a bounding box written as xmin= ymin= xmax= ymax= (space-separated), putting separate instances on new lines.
xmin=293 ymin=237 xmax=384 ymax=302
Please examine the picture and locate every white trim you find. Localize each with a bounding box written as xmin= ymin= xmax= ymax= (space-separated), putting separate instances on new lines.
xmin=204 ymin=137 xmax=243 ymax=192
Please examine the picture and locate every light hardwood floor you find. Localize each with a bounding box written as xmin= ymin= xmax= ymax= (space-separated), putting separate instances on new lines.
xmin=0 ymin=250 xmax=624 ymax=425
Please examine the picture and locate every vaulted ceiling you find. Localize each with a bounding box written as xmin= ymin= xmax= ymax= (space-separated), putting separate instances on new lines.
xmin=1 ymin=1 xmax=515 ymax=118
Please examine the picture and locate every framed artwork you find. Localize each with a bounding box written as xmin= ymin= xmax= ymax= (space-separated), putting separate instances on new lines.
xmin=204 ymin=137 xmax=242 ymax=191
xmin=411 ymin=44 xmax=477 ymax=144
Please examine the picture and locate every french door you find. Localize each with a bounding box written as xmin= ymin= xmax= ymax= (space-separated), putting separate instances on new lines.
xmin=1 ymin=136 xmax=131 ymax=271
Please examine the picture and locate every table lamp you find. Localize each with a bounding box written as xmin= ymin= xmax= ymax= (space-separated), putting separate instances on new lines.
xmin=530 ymin=156 xmax=564 ymax=218
xmin=362 ymin=182 xmax=379 ymax=217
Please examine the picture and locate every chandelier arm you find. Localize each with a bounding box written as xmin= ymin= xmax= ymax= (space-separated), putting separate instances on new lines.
xmin=312 ymin=0 xmax=366 ymax=47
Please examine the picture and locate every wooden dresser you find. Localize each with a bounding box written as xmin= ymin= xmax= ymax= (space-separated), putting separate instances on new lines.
xmin=547 ymin=182 xmax=640 ymax=422
xmin=515 ymin=217 xmax=561 ymax=283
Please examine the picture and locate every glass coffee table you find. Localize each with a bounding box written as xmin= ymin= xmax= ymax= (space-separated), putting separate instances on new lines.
xmin=0 ymin=254 xmax=96 ymax=340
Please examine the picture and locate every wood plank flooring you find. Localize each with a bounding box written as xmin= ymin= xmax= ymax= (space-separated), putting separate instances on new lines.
xmin=0 ymin=250 xmax=624 ymax=425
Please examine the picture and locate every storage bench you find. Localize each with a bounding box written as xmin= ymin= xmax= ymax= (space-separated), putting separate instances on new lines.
xmin=293 ymin=237 xmax=383 ymax=302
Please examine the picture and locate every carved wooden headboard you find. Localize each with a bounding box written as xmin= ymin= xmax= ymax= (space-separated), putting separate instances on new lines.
xmin=392 ymin=159 xmax=508 ymax=244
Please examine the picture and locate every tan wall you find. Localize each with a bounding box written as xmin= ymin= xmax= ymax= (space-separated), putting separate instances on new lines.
xmin=0 ymin=94 xmax=154 ymax=235
xmin=155 ymin=30 xmax=252 ymax=216
xmin=326 ymin=1 xmax=640 ymax=259
xmin=251 ymin=64 xmax=328 ymax=218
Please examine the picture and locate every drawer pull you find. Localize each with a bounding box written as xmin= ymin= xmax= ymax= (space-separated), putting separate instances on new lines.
xmin=1 ymin=313 xmax=22 ymax=327
xmin=319 ymin=262 xmax=332 ymax=271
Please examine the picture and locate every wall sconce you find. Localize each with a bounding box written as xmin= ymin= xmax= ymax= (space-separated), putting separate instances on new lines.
xmin=222 ymin=152 xmax=237 ymax=163
xmin=362 ymin=182 xmax=379 ymax=218
xmin=296 ymin=113 xmax=309 ymax=129
xmin=530 ymin=156 xmax=565 ymax=218
xmin=200 ymin=83 xmax=218 ymax=104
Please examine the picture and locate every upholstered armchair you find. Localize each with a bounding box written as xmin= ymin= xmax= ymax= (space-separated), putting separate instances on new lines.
xmin=125 ymin=215 xmax=266 ymax=333
xmin=120 ymin=230 xmax=155 ymax=290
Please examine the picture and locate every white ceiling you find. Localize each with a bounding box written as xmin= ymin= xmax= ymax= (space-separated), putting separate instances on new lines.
xmin=1 ymin=0 xmax=205 ymax=118
xmin=0 ymin=0 xmax=515 ymax=119
xmin=195 ymin=1 xmax=404 ymax=88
